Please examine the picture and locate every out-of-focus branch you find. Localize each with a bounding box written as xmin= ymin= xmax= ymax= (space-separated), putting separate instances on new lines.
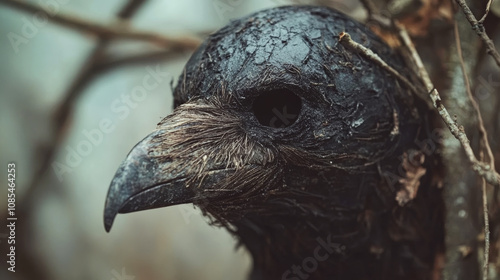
xmin=9 ymin=0 xmax=200 ymax=206
xmin=360 ymin=0 xmax=378 ymax=17
xmin=0 ymin=0 xmax=201 ymax=50
xmin=2 ymin=2 xmax=160 ymax=280
xmin=454 ymin=0 xmax=500 ymax=68
xmin=97 ymin=50 xmax=185 ymax=71
xmin=117 ymin=0 xmax=148 ymax=18
xmin=20 ymin=0 xmax=153 ymax=202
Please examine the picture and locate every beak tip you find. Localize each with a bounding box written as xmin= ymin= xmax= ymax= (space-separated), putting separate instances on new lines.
xmin=104 ymin=210 xmax=116 ymax=232
xmin=104 ymin=196 xmax=119 ymax=233
xmin=104 ymin=224 xmax=112 ymax=233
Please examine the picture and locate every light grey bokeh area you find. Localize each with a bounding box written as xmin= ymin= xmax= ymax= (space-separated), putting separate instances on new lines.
xmin=0 ymin=1 xmax=360 ymax=279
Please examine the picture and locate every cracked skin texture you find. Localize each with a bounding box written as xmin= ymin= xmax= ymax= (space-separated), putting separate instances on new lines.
xmin=106 ymin=6 xmax=444 ymax=280
xmin=174 ymin=5 xmax=420 ymax=159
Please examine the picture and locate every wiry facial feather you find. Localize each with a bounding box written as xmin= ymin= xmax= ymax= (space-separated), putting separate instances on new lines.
xmin=147 ymin=98 xmax=283 ymax=223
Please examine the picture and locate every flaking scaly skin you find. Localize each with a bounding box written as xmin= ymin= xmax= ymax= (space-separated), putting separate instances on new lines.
xmin=105 ymin=6 xmax=443 ymax=279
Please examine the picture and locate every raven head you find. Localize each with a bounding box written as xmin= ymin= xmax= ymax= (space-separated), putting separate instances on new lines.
xmin=105 ymin=6 xmax=440 ymax=279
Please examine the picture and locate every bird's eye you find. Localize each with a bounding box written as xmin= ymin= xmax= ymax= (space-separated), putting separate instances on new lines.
xmin=252 ymin=89 xmax=302 ymax=128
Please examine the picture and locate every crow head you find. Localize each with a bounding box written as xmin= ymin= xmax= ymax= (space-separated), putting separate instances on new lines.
xmin=105 ymin=6 xmax=440 ymax=279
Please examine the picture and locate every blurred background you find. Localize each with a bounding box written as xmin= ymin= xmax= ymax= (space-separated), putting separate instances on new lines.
xmin=0 ymin=1 xmax=362 ymax=279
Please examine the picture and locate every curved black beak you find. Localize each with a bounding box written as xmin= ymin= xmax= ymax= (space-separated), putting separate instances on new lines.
xmin=103 ymin=129 xmax=197 ymax=232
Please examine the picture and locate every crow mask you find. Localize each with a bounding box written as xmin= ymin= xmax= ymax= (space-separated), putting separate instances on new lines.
xmin=104 ymin=6 xmax=443 ymax=280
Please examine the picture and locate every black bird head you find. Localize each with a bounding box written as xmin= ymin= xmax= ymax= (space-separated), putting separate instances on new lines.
xmin=105 ymin=6 xmax=442 ymax=279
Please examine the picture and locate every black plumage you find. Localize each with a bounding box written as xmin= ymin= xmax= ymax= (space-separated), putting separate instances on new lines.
xmin=104 ymin=6 xmax=443 ymax=279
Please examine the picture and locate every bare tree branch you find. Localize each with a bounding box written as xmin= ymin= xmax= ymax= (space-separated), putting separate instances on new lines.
xmin=97 ymin=50 xmax=186 ymax=70
xmin=397 ymin=24 xmax=500 ymax=187
xmin=479 ymin=0 xmax=493 ymax=23
xmin=0 ymin=0 xmax=201 ymax=51
xmin=0 ymin=2 xmax=163 ymax=279
xmin=360 ymin=0 xmax=378 ymax=18
xmin=454 ymin=0 xmax=500 ymax=68
xmin=4 ymin=0 xmax=201 ymax=209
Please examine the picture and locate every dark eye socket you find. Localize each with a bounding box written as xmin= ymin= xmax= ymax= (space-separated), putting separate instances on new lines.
xmin=252 ymin=89 xmax=302 ymax=128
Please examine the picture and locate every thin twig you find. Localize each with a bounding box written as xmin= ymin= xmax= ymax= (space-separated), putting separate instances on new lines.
xmin=0 ymin=0 xmax=201 ymax=50
xmin=338 ymin=32 xmax=420 ymax=96
xmin=454 ymin=0 xmax=500 ymax=68
xmin=338 ymin=31 xmax=432 ymax=108
xmin=396 ymin=24 xmax=500 ymax=187
xmin=454 ymin=20 xmax=491 ymax=279
xmin=479 ymin=0 xmax=493 ymax=23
